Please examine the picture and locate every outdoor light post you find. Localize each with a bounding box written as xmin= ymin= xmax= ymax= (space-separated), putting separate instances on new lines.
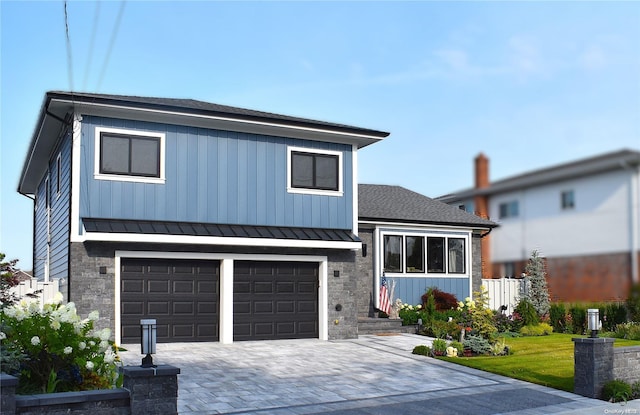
xmin=140 ymin=319 xmax=157 ymax=368
xmin=587 ymin=309 xmax=599 ymax=338
xmin=416 ymin=318 xmax=423 ymax=334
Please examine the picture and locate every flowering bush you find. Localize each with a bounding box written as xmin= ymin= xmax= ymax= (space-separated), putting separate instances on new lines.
xmin=398 ymin=302 xmax=426 ymax=326
xmin=457 ymin=287 xmax=497 ymax=342
xmin=0 ymin=292 xmax=122 ymax=394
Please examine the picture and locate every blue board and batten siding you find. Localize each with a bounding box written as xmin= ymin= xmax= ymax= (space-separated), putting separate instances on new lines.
xmin=79 ymin=116 xmax=354 ymax=229
xmin=34 ymin=131 xmax=72 ymax=281
xmin=389 ymin=277 xmax=470 ymax=306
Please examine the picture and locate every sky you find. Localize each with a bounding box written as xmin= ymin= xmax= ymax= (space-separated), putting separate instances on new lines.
xmin=1 ymin=1 xmax=639 ymax=270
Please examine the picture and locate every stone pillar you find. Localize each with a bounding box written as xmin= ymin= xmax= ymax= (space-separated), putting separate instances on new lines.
xmin=120 ymin=365 xmax=180 ymax=415
xmin=573 ymin=337 xmax=615 ymax=399
xmin=0 ymin=373 xmax=18 ymax=415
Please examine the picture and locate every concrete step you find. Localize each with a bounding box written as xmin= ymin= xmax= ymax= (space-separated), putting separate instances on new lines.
xmin=357 ymin=317 xmax=416 ymax=335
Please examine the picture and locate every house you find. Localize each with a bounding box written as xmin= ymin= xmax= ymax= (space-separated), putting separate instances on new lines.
xmin=17 ymin=91 xmax=389 ymax=344
xmin=356 ymin=184 xmax=497 ymax=317
xmin=437 ymin=150 xmax=640 ymax=302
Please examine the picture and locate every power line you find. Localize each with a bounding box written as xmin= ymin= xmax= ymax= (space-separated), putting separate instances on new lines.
xmin=82 ymin=1 xmax=101 ymax=91
xmin=96 ymin=1 xmax=126 ymax=92
xmin=64 ymin=1 xmax=74 ymax=92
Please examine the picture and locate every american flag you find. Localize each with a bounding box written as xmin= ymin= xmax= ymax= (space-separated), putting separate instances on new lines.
xmin=379 ymin=275 xmax=391 ymax=315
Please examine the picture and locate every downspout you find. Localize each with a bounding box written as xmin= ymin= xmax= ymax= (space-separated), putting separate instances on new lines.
xmin=621 ymin=161 xmax=639 ymax=285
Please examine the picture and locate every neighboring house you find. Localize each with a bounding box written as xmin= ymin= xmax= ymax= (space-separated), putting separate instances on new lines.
xmin=437 ymin=150 xmax=640 ymax=303
xmin=18 ymin=91 xmax=389 ymax=344
xmin=356 ymin=184 xmax=497 ymax=317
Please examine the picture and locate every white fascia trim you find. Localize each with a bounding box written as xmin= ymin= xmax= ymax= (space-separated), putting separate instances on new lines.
xmin=54 ymin=99 xmax=384 ymax=142
xmin=113 ymin=250 xmax=329 ymax=345
xmin=70 ymin=114 xmax=82 ymax=240
xmin=359 ymin=219 xmax=492 ymax=232
xmin=94 ymin=126 xmax=166 ymax=184
xmin=80 ymin=231 xmax=361 ymax=250
xmin=286 ymin=146 xmax=344 ymax=197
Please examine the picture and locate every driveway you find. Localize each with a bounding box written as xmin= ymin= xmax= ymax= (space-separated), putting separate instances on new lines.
xmin=119 ymin=334 xmax=636 ymax=414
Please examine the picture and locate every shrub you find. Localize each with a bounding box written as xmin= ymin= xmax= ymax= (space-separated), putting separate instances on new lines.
xmin=519 ymin=323 xmax=553 ymax=336
xmin=457 ymin=287 xmax=498 ymax=342
xmin=612 ymin=322 xmax=640 ymax=340
xmin=412 ymin=345 xmax=431 ymax=356
xmin=515 ymin=299 xmax=539 ymax=326
xmin=549 ymin=303 xmax=566 ymax=333
xmin=604 ymin=303 xmax=628 ymax=331
xmin=602 ymin=379 xmax=632 ymax=402
xmin=569 ymin=305 xmax=587 ymax=335
xmin=632 ymin=381 xmax=640 ymax=399
xmin=398 ymin=303 xmax=426 ymax=326
xmin=627 ymin=283 xmax=640 ymax=322
xmin=431 ymin=338 xmax=448 ymax=356
xmin=462 ymin=335 xmax=492 ymax=355
xmin=427 ymin=319 xmax=461 ymax=340
xmin=1 ymin=293 xmax=122 ymax=394
xmin=422 ymin=287 xmax=458 ymax=311
xmin=490 ymin=338 xmax=509 ymax=356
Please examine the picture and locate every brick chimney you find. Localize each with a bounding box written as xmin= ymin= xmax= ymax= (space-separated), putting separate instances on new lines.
xmin=474 ymin=153 xmax=492 ymax=278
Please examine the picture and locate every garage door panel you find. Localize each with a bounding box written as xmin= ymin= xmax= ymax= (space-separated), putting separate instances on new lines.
xmin=121 ymin=259 xmax=219 ymax=343
xmin=148 ymin=280 xmax=170 ymax=294
xmin=233 ymin=261 xmax=318 ymax=341
xmin=148 ymin=302 xmax=170 ymax=315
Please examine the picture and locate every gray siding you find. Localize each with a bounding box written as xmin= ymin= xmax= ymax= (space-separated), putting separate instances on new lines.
xmin=34 ymin=178 xmax=47 ymax=280
xmin=79 ymin=116 xmax=354 ymax=230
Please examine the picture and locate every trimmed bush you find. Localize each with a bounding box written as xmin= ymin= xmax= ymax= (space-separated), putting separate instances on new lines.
xmin=515 ymin=299 xmax=539 ymax=326
xmin=569 ymin=305 xmax=587 ymax=335
xmin=549 ymin=303 xmax=566 ymax=333
xmin=602 ymin=379 xmax=632 ymax=402
xmin=412 ymin=345 xmax=431 ymax=356
xmin=520 ymin=323 xmax=553 ymax=336
xmin=463 ymin=335 xmax=492 ymax=355
xmin=627 ymin=283 xmax=640 ymax=322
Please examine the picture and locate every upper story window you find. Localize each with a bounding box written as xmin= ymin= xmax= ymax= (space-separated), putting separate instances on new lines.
xmin=561 ymin=190 xmax=575 ymax=210
xmin=382 ymin=231 xmax=467 ymax=276
xmin=498 ymin=200 xmax=519 ymax=219
xmin=94 ymin=127 xmax=165 ymax=184
xmin=287 ymin=146 xmax=343 ymax=196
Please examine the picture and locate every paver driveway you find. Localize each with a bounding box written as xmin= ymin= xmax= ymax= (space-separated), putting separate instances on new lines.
xmin=118 ymin=334 xmax=634 ymax=414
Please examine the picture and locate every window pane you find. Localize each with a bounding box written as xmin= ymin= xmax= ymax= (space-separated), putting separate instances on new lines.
xmin=383 ymin=235 xmax=402 ymax=273
xmin=561 ymin=190 xmax=574 ymax=210
xmin=131 ymin=138 xmax=160 ymax=177
xmin=448 ymin=238 xmax=465 ymax=274
xmin=427 ymin=237 xmax=444 ymax=273
xmin=406 ymin=236 xmax=424 ymax=273
xmin=291 ymin=153 xmax=314 ymax=188
xmin=315 ymin=155 xmax=338 ymax=190
xmin=101 ymin=135 xmax=129 ymax=174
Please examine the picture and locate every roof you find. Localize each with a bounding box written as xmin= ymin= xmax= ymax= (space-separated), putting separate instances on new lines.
xmin=438 ymin=149 xmax=640 ymax=203
xmin=358 ymin=184 xmax=497 ymax=229
xmin=19 ymin=91 xmax=389 ymax=194
xmin=83 ymin=218 xmax=361 ymax=243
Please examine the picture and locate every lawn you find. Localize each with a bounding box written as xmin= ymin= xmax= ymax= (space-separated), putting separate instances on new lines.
xmin=440 ymin=334 xmax=640 ymax=392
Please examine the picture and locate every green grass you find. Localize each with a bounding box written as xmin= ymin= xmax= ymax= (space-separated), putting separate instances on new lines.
xmin=440 ymin=334 xmax=640 ymax=392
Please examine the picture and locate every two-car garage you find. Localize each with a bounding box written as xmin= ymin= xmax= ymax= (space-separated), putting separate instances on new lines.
xmin=120 ymin=258 xmax=320 ymax=344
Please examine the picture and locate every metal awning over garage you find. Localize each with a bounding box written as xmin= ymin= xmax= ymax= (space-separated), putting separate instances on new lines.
xmin=84 ymin=218 xmax=361 ymax=243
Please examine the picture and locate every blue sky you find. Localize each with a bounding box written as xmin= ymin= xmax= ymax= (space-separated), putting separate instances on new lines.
xmin=1 ymin=1 xmax=639 ymax=269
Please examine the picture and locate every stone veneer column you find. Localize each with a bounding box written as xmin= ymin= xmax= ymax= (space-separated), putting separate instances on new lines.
xmin=0 ymin=373 xmax=18 ymax=415
xmin=572 ymin=337 xmax=614 ymax=399
xmin=120 ymin=365 xmax=180 ymax=415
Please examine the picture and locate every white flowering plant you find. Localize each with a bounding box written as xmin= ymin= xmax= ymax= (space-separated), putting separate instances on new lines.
xmin=398 ymin=302 xmax=426 ymax=326
xmin=0 ymin=292 xmax=122 ymax=394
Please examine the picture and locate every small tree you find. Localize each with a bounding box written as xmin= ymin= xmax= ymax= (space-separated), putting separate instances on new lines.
xmin=0 ymin=253 xmax=20 ymax=309
xmin=522 ymin=250 xmax=550 ymax=318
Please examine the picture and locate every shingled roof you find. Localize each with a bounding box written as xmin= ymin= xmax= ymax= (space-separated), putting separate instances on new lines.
xmin=359 ymin=184 xmax=497 ymax=229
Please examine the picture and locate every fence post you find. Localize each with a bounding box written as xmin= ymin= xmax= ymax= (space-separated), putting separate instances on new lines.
xmin=0 ymin=373 xmax=18 ymax=415
xmin=572 ymin=337 xmax=614 ymax=399
xmin=120 ymin=365 xmax=180 ymax=415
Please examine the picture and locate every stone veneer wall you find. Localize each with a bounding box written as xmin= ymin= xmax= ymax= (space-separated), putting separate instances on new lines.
xmin=613 ymin=346 xmax=640 ymax=385
xmin=355 ymin=228 xmax=375 ymax=318
xmin=471 ymin=233 xmax=483 ymax=295
xmin=69 ymin=241 xmax=359 ymax=341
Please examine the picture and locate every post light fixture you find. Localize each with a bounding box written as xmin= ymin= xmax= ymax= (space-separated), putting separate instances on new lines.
xmin=416 ymin=318 xmax=423 ymax=334
xmin=587 ymin=309 xmax=599 ymax=338
xmin=140 ymin=319 xmax=157 ymax=368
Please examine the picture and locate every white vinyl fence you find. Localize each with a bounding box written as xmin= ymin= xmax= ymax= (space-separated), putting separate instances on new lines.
xmin=482 ymin=278 xmax=526 ymax=315
xmin=9 ymin=278 xmax=60 ymax=308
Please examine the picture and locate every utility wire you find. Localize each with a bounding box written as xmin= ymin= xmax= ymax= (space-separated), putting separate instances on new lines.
xmin=82 ymin=1 xmax=101 ymax=91
xmin=96 ymin=1 xmax=126 ymax=91
xmin=64 ymin=1 xmax=74 ymax=92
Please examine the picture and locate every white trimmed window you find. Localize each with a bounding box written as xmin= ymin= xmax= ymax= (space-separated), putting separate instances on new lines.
xmin=94 ymin=127 xmax=165 ymax=184
xmin=287 ymin=147 xmax=343 ymax=196
xmin=381 ymin=231 xmax=468 ymax=276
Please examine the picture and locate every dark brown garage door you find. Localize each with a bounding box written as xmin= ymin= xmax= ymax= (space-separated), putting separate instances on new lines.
xmin=234 ymin=261 xmax=318 ymax=341
xmin=121 ymin=258 xmax=220 ymax=343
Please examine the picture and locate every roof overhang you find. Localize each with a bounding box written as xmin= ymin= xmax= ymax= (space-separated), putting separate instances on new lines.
xmin=19 ymin=92 xmax=389 ymax=195
xmin=358 ymin=218 xmax=496 ymax=231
